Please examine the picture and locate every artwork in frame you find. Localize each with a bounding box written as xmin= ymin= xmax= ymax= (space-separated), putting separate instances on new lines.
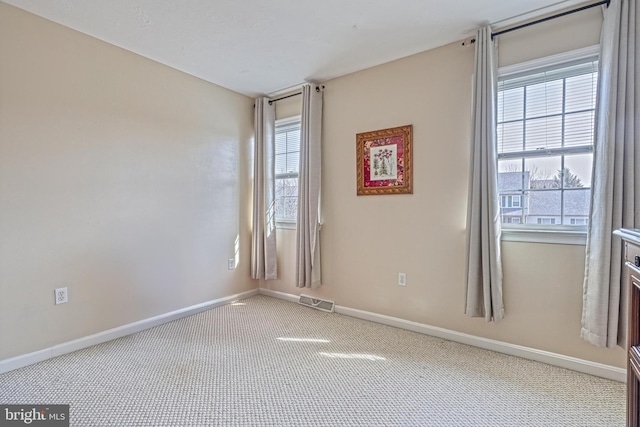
xmin=356 ymin=125 xmax=413 ymax=195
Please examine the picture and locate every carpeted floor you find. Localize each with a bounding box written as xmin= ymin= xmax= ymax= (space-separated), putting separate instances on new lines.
xmin=0 ymin=295 xmax=625 ymax=426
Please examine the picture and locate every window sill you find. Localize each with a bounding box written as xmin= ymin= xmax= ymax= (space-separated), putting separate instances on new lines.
xmin=501 ymin=228 xmax=587 ymax=245
xmin=276 ymin=220 xmax=296 ymax=230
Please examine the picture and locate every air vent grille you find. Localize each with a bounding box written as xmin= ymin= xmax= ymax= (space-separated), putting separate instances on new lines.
xmin=298 ymin=294 xmax=335 ymax=313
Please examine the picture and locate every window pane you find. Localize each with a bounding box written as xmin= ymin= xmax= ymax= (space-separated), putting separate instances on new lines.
xmin=284 ymin=197 xmax=297 ymax=219
xmin=498 ymin=87 xmax=524 ymax=122
xmin=563 ymin=188 xmax=590 ymax=225
xmin=285 ymin=152 xmax=299 ymax=174
xmin=565 ymin=111 xmax=595 ymax=147
xmin=499 ymin=198 xmax=523 ymax=224
xmin=287 ymin=131 xmax=301 ymax=153
xmin=275 ymin=119 xmax=301 ymax=222
xmin=498 ymin=159 xmax=522 ymax=174
xmin=525 ymin=116 xmax=562 ymax=150
xmin=498 ymin=160 xmax=524 ymax=222
xmin=283 ymin=178 xmax=298 ymax=197
xmin=525 ymin=157 xmax=561 ymax=189
xmin=275 ymin=153 xmax=287 ymax=175
xmin=498 ymin=170 xmax=524 ymax=192
xmin=274 ymin=198 xmax=285 ymax=219
xmin=498 ymin=159 xmax=525 ymax=222
xmin=564 ymin=153 xmax=592 ymax=188
xmin=527 ymin=190 xmax=561 ymax=223
xmin=497 ymin=121 xmax=524 ymax=153
xmin=275 ymin=179 xmax=284 ymax=198
xmin=526 ymin=80 xmax=563 ymax=118
xmin=275 ymin=133 xmax=287 ymax=155
xmin=565 ymin=72 xmax=597 ymax=113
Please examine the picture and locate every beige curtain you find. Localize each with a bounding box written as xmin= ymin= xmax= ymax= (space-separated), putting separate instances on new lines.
xmin=581 ymin=0 xmax=638 ymax=348
xmin=296 ymin=84 xmax=323 ymax=288
xmin=251 ymin=97 xmax=278 ymax=280
xmin=464 ymin=26 xmax=504 ymax=322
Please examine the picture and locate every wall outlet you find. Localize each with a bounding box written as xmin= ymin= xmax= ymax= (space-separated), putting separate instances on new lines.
xmin=398 ymin=273 xmax=407 ymax=287
xmin=55 ymin=287 xmax=68 ymax=305
xmin=228 ymin=258 xmax=235 ymax=270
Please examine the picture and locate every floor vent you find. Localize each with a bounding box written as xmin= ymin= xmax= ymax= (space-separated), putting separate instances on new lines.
xmin=298 ymin=294 xmax=335 ymax=313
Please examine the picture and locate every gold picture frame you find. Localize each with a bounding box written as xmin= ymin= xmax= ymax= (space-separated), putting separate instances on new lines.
xmin=356 ymin=125 xmax=413 ymax=196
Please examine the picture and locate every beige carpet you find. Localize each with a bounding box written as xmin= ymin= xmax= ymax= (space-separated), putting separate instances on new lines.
xmin=0 ymin=295 xmax=625 ymax=426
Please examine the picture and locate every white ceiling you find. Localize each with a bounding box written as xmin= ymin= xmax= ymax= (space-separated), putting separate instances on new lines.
xmin=2 ymin=0 xmax=589 ymax=97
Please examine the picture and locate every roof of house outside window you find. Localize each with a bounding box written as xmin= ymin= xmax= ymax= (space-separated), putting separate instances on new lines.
xmin=564 ymin=190 xmax=591 ymax=216
xmin=527 ymin=191 xmax=561 ymax=216
xmin=498 ymin=171 xmax=529 ymax=192
xmin=497 ymin=171 xmax=590 ymax=218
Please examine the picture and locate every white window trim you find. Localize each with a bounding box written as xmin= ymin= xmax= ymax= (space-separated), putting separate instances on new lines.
xmin=276 ymin=115 xmax=301 ymax=127
xmin=276 ymin=220 xmax=297 ymax=230
xmin=502 ymin=227 xmax=587 ymax=245
xmin=497 ymin=46 xmax=598 ymax=246
xmin=275 ymin=115 xmax=301 ymax=229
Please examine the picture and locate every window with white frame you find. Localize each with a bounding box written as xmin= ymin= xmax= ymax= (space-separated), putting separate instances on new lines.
xmin=274 ymin=117 xmax=301 ymax=223
xmin=501 ymin=195 xmax=521 ymax=208
xmin=497 ymin=53 xmax=598 ymax=229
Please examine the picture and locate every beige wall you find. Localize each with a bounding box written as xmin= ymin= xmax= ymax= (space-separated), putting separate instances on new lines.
xmin=263 ymin=7 xmax=626 ymax=367
xmin=498 ymin=5 xmax=603 ymax=66
xmin=1 ymin=2 xmax=622 ymax=369
xmin=275 ymin=93 xmax=302 ymax=121
xmin=0 ymin=4 xmax=255 ymax=360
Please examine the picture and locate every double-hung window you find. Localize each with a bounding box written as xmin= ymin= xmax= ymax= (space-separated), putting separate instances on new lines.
xmin=274 ymin=117 xmax=301 ymax=224
xmin=497 ymin=51 xmax=598 ymax=232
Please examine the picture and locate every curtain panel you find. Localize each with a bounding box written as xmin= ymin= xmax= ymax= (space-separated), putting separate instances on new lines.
xmin=581 ymin=0 xmax=638 ymax=348
xmin=251 ymin=97 xmax=278 ymax=280
xmin=296 ymin=84 xmax=323 ymax=288
xmin=464 ymin=26 xmax=505 ymax=322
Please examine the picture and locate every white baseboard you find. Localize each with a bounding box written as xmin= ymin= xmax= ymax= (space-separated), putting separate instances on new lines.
xmin=0 ymin=288 xmax=260 ymax=374
xmin=259 ymin=288 xmax=626 ymax=383
xmin=259 ymin=288 xmax=299 ymax=303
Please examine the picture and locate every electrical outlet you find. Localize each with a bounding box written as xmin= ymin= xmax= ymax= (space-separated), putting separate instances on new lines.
xmin=398 ymin=273 xmax=407 ymax=287
xmin=228 ymin=259 xmax=235 ymax=270
xmin=55 ymin=287 xmax=68 ymax=305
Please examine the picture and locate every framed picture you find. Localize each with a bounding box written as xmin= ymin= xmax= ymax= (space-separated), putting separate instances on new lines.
xmin=356 ymin=125 xmax=413 ymax=196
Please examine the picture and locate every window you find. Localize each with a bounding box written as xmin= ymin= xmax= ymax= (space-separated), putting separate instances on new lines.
xmin=570 ymin=218 xmax=589 ymax=225
xmin=501 ymin=195 xmax=521 ymax=208
xmin=497 ymin=53 xmax=598 ymax=230
xmin=537 ymin=218 xmax=557 ymax=225
xmin=274 ymin=117 xmax=301 ymax=223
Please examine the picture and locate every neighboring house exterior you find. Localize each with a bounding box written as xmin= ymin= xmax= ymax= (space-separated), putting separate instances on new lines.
xmin=498 ymin=171 xmax=590 ymax=225
xmin=498 ymin=171 xmax=529 ymax=224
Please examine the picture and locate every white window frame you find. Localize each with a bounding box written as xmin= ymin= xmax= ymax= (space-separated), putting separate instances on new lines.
xmin=497 ymin=45 xmax=599 ymax=246
xmin=274 ymin=116 xmax=301 ymax=229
